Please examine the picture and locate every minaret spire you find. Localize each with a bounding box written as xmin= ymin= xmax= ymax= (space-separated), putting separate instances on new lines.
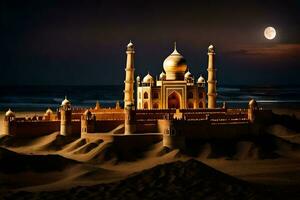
xmin=207 ymin=44 xmax=217 ymax=108
xmin=123 ymin=41 xmax=135 ymax=108
xmin=174 ymin=41 xmax=177 ymax=51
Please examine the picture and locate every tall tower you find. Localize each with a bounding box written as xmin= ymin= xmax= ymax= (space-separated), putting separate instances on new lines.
xmin=207 ymin=45 xmax=217 ymax=109
xmin=123 ymin=41 xmax=135 ymax=108
xmin=60 ymin=97 xmax=72 ymax=136
xmin=3 ymin=109 xmax=16 ymax=135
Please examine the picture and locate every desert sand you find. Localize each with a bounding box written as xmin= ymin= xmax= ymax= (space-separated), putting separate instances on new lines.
xmin=1 ymin=109 xmax=300 ymax=199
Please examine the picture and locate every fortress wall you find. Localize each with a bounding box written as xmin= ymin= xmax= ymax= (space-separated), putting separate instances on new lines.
xmin=11 ymin=120 xmax=81 ymax=138
xmin=94 ymin=113 xmax=124 ymax=120
xmin=95 ymin=120 xmax=124 ymax=132
xmin=135 ymin=109 xmax=176 ymax=113
xmin=182 ymin=122 xmax=251 ymax=139
xmin=135 ymin=108 xmax=248 ymax=121
xmin=157 ymin=120 xmax=251 ymax=139
xmin=136 ymin=113 xmax=171 ymax=120
xmin=112 ymin=134 xmax=162 ymax=150
xmin=135 ymin=121 xmax=158 ymax=133
xmin=180 ymin=108 xmax=227 ymax=113
xmin=81 ymin=133 xmax=162 ymax=150
xmin=71 ymin=113 xmax=83 ymax=120
xmin=91 ymin=108 xmax=123 ymax=113
xmin=81 ymin=132 xmax=115 ymax=142
xmin=255 ymin=110 xmax=273 ymax=123
xmin=13 ymin=121 xmax=60 ymax=137
xmin=71 ymin=121 xmax=81 ymax=135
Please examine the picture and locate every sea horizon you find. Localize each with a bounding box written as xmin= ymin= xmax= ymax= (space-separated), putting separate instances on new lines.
xmin=1 ymin=85 xmax=300 ymax=112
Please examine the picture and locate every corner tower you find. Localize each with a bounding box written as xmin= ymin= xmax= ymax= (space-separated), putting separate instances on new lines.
xmin=3 ymin=109 xmax=16 ymax=135
xmin=207 ymin=45 xmax=217 ymax=108
xmin=124 ymin=41 xmax=135 ymax=108
xmin=60 ymin=97 xmax=72 ymax=136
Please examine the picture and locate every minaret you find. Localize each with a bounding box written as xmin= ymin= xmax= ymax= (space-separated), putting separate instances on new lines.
xmin=124 ymin=41 xmax=135 ymax=108
xmin=60 ymin=96 xmax=72 ymax=136
xmin=207 ymin=45 xmax=217 ymax=109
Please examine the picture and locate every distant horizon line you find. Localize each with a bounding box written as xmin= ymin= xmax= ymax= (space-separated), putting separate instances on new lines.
xmin=0 ymin=84 xmax=300 ymax=88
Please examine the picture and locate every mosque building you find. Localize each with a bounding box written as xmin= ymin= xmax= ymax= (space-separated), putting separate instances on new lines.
xmin=130 ymin=43 xmax=216 ymax=110
xmin=2 ymin=41 xmax=272 ymax=150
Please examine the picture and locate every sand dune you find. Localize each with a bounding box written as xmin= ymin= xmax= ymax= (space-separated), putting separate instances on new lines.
xmin=267 ymin=124 xmax=300 ymax=144
xmin=2 ymin=159 xmax=264 ymax=200
xmin=0 ymin=147 xmax=77 ymax=173
xmin=1 ymin=111 xmax=300 ymax=199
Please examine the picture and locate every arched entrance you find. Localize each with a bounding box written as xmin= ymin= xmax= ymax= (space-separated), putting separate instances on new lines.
xmin=168 ymin=91 xmax=181 ymax=109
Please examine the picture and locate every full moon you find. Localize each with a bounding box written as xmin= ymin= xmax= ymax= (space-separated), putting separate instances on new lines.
xmin=264 ymin=26 xmax=276 ymax=40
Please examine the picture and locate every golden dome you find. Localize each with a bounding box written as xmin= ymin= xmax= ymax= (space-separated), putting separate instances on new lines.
xmin=61 ymin=96 xmax=71 ymax=106
xmin=163 ymin=44 xmax=187 ymax=80
xmin=143 ymin=73 xmax=154 ymax=84
xmin=127 ymin=40 xmax=133 ymax=48
xmin=249 ymin=99 xmax=258 ymax=108
xmin=184 ymin=71 xmax=193 ymax=79
xmin=46 ymin=108 xmax=53 ymax=115
xmin=197 ymin=75 xmax=205 ymax=83
xmin=5 ymin=109 xmax=15 ymax=117
xmin=159 ymin=71 xmax=166 ymax=80
xmin=208 ymin=44 xmax=215 ymax=53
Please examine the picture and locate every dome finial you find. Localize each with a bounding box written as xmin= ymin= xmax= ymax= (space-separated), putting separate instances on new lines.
xmin=172 ymin=41 xmax=180 ymax=55
xmin=127 ymin=40 xmax=134 ymax=48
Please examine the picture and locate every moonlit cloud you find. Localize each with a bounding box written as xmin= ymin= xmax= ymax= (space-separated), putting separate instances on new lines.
xmin=227 ymin=44 xmax=300 ymax=58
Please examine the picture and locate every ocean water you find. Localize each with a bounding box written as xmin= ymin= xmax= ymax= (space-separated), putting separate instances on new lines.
xmin=0 ymin=85 xmax=300 ymax=111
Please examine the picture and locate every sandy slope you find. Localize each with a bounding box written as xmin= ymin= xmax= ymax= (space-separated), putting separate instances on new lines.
xmin=1 ymin=109 xmax=300 ymax=199
xmin=2 ymin=159 xmax=264 ymax=200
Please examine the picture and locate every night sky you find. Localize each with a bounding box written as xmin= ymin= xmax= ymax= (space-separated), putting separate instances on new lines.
xmin=1 ymin=0 xmax=299 ymax=86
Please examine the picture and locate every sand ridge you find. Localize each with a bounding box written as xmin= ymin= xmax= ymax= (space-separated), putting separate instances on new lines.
xmin=1 ymin=110 xmax=300 ymax=199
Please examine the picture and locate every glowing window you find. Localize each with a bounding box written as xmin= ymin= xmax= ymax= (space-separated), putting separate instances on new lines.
xmin=144 ymin=92 xmax=149 ymax=99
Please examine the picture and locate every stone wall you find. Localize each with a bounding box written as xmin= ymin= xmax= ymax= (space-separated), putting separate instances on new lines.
xmin=157 ymin=119 xmax=251 ymax=139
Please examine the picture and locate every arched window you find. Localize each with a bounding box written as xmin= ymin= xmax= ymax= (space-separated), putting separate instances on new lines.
xmin=168 ymin=91 xmax=180 ymax=109
xmin=153 ymin=103 xmax=158 ymax=109
xmin=144 ymin=102 xmax=148 ymax=109
xmin=188 ymin=92 xmax=193 ymax=99
xmin=199 ymin=92 xmax=203 ymax=98
xmin=153 ymin=92 xmax=159 ymax=99
xmin=188 ymin=102 xmax=194 ymax=108
xmin=144 ymin=92 xmax=149 ymax=99
xmin=199 ymin=102 xmax=203 ymax=108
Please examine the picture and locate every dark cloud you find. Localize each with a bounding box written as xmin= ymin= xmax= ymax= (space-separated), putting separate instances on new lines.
xmin=226 ymin=44 xmax=300 ymax=58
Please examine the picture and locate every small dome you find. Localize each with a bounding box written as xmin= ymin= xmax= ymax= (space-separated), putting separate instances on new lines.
xmin=208 ymin=44 xmax=215 ymax=53
xmin=5 ymin=109 xmax=15 ymax=117
xmin=61 ymin=97 xmax=71 ymax=106
xmin=143 ymin=73 xmax=154 ymax=83
xmin=46 ymin=108 xmax=53 ymax=114
xmin=163 ymin=44 xmax=187 ymax=80
xmin=197 ymin=75 xmax=205 ymax=83
xmin=184 ymin=71 xmax=193 ymax=79
xmin=159 ymin=71 xmax=166 ymax=80
xmin=136 ymin=76 xmax=141 ymax=82
xmin=127 ymin=41 xmax=134 ymax=48
xmin=249 ymin=99 xmax=258 ymax=108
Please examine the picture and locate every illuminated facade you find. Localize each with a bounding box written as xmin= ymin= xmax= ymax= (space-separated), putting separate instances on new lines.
xmin=135 ymin=43 xmax=213 ymax=110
